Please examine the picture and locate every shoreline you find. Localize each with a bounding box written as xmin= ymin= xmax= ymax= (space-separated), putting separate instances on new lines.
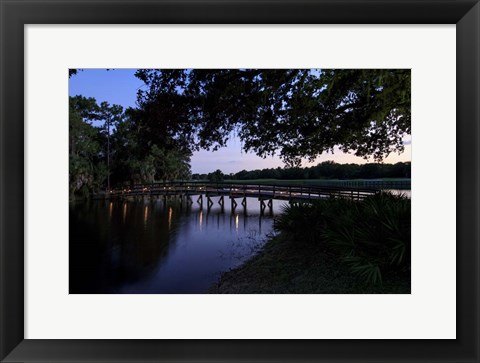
xmin=209 ymin=233 xmax=411 ymax=294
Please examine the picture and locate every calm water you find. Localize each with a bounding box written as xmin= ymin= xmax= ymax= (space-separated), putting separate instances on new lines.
xmin=70 ymin=196 xmax=284 ymax=294
xmin=70 ymin=189 xmax=411 ymax=294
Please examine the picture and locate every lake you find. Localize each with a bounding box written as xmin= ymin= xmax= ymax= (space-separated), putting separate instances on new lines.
xmin=70 ymin=188 xmax=411 ymax=294
xmin=69 ymin=196 xmax=284 ymax=294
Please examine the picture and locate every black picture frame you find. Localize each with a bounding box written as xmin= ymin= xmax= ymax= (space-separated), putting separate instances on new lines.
xmin=1 ymin=0 xmax=479 ymax=362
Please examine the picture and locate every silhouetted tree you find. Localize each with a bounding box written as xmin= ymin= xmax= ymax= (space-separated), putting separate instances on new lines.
xmin=137 ymin=69 xmax=410 ymax=166
xmin=207 ymin=169 xmax=224 ymax=182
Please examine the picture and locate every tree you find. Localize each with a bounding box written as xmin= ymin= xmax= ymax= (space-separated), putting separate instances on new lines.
xmin=136 ymin=69 xmax=410 ymax=167
xmin=69 ymin=96 xmax=103 ymax=198
xmin=69 ymin=69 xmax=80 ymax=78
xmin=192 ymin=69 xmax=410 ymax=165
xmin=69 ymin=96 xmax=131 ymax=197
xmin=98 ymin=102 xmax=124 ymax=190
xmin=128 ymin=70 xmax=194 ymax=182
xmin=207 ymin=169 xmax=224 ymax=183
xmin=151 ymin=145 xmax=192 ymax=181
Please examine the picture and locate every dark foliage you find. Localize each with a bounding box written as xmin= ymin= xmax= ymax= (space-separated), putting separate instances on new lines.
xmin=274 ymin=193 xmax=411 ymax=285
xmin=137 ymin=69 xmax=410 ymax=166
xmin=193 ymin=160 xmax=411 ymax=181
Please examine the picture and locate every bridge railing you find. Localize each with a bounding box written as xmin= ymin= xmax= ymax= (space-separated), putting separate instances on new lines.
xmin=107 ymin=181 xmax=380 ymax=201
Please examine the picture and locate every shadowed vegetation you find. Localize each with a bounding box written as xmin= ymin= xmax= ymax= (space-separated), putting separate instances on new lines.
xmin=211 ymin=192 xmax=410 ymax=293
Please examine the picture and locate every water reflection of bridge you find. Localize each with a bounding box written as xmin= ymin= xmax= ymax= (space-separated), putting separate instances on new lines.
xmin=105 ymin=182 xmax=381 ymax=214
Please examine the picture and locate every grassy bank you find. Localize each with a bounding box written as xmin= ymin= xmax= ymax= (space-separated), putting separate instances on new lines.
xmin=210 ymin=193 xmax=411 ymax=294
xmin=209 ymin=235 xmax=410 ymax=294
xmin=222 ymin=178 xmax=411 ymax=190
xmin=224 ymin=178 xmax=410 ymax=184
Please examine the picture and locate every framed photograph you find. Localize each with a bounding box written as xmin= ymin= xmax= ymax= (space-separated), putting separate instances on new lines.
xmin=1 ymin=0 xmax=478 ymax=362
xmin=68 ymin=67 xmax=413 ymax=296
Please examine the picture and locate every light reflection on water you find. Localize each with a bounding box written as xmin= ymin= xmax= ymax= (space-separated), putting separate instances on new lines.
xmin=70 ymin=189 xmax=410 ymax=294
xmin=70 ymin=196 xmax=284 ymax=294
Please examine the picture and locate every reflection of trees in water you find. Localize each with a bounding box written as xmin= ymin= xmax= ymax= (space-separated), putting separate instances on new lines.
xmin=70 ymin=197 xmax=278 ymax=293
xmin=69 ymin=199 xmax=183 ymax=293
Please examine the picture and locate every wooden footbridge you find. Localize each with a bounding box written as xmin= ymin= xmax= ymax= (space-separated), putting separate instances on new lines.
xmin=105 ymin=182 xmax=381 ymax=213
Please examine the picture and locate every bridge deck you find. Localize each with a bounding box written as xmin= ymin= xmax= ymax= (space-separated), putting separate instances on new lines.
xmin=105 ymin=182 xmax=380 ymax=201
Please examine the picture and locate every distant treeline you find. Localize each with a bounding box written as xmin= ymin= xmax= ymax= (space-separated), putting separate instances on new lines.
xmin=193 ymin=161 xmax=411 ymax=182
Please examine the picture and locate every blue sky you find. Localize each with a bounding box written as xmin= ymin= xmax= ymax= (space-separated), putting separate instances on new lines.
xmin=69 ymin=69 xmax=411 ymax=174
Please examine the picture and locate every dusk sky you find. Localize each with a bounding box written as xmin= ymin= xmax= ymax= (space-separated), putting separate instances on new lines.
xmin=69 ymin=69 xmax=412 ymax=174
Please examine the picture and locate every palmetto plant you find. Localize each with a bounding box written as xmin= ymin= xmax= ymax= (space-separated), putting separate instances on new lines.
xmin=323 ymin=193 xmax=410 ymax=284
xmin=274 ymin=202 xmax=325 ymax=244
xmin=274 ymin=192 xmax=411 ymax=285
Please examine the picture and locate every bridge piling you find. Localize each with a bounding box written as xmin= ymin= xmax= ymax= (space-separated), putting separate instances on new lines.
xmin=260 ymin=199 xmax=266 ymax=215
xmin=219 ymin=195 xmax=225 ymax=212
xmin=267 ymin=199 xmax=273 ymax=213
xmin=241 ymin=197 xmax=247 ymax=214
